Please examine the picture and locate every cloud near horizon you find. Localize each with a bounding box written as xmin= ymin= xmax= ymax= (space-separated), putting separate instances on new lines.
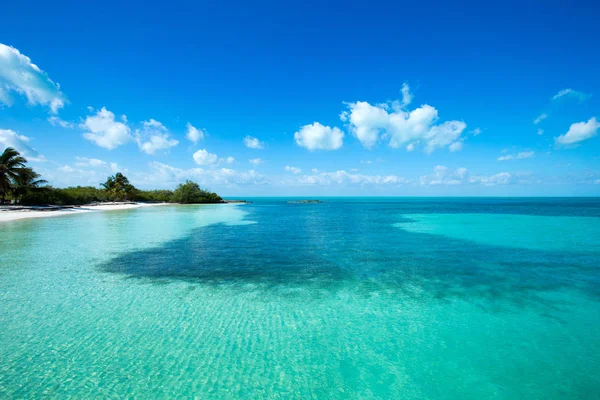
xmin=0 ymin=43 xmax=67 ymax=114
xmin=290 ymin=169 xmax=407 ymax=186
xmin=133 ymin=161 xmax=268 ymax=188
xmin=420 ymin=166 xmax=513 ymax=186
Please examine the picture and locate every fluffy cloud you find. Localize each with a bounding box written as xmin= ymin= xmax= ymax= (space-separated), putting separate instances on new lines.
xmin=81 ymin=107 xmax=133 ymax=150
xmin=284 ymin=165 xmax=302 ymax=174
xmin=552 ymin=88 xmax=590 ymax=102
xmin=0 ymin=43 xmax=67 ymax=113
xmin=534 ymin=113 xmax=548 ymax=125
xmin=0 ymin=128 xmax=46 ymax=161
xmin=555 ymin=117 xmax=599 ymax=146
xmin=186 ymin=123 xmax=205 ymax=144
xmin=498 ymin=151 xmax=535 ymax=161
xmin=225 ymin=156 xmax=235 ymax=164
xmin=294 ymin=122 xmax=344 ymax=151
xmin=244 ymin=136 xmax=264 ymax=149
xmin=193 ymin=149 xmax=219 ymax=166
xmin=249 ymin=158 xmax=263 ymax=166
xmin=293 ymin=170 xmax=407 ymax=186
xmin=420 ymin=166 xmax=513 ymax=186
xmin=341 ymin=87 xmax=466 ymax=152
xmin=136 ymin=119 xmax=178 ymax=155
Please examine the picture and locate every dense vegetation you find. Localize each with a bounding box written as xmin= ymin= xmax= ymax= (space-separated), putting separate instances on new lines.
xmin=171 ymin=180 xmax=223 ymax=204
xmin=0 ymin=147 xmax=223 ymax=206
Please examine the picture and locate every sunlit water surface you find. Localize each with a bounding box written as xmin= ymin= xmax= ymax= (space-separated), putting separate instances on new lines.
xmin=1 ymin=198 xmax=599 ymax=398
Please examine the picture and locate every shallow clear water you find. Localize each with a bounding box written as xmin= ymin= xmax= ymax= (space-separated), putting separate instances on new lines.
xmin=1 ymin=198 xmax=599 ymax=398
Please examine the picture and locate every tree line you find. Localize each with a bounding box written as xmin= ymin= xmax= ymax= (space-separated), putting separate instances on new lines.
xmin=0 ymin=147 xmax=223 ymax=205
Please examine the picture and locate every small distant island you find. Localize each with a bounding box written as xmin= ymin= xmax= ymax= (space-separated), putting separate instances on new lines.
xmin=288 ymin=200 xmax=324 ymax=204
xmin=0 ymin=147 xmax=232 ymax=208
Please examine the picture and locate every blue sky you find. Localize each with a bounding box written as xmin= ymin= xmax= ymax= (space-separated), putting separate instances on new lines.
xmin=1 ymin=0 xmax=599 ymax=196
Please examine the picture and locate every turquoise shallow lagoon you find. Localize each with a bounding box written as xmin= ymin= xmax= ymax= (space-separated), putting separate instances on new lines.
xmin=1 ymin=198 xmax=599 ymax=398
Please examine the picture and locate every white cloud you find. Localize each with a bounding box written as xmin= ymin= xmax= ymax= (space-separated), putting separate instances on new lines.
xmin=244 ymin=136 xmax=264 ymax=149
xmin=74 ymin=156 xmax=119 ymax=172
xmin=449 ymin=141 xmax=463 ymax=152
xmin=294 ymin=122 xmax=344 ymax=151
xmin=534 ymin=113 xmax=548 ymax=125
xmin=249 ymin=158 xmax=263 ymax=166
xmin=537 ymin=129 xmax=544 ymax=135
xmin=0 ymin=128 xmax=46 ymax=161
xmin=134 ymin=161 xmax=268 ymax=188
xmin=225 ymin=156 xmax=235 ymax=164
xmin=57 ymin=165 xmax=76 ymax=173
xmin=555 ymin=117 xmax=600 ymax=146
xmin=136 ymin=119 xmax=178 ymax=155
xmin=193 ymin=149 xmax=219 ymax=166
xmin=138 ymin=134 xmax=178 ymax=154
xmin=292 ymin=170 xmax=407 ymax=186
xmin=81 ymin=107 xmax=133 ymax=150
xmin=0 ymin=43 xmax=67 ymax=113
xmin=470 ymin=172 xmax=513 ymax=186
xmin=400 ymin=82 xmax=412 ymax=108
xmin=284 ymin=165 xmax=302 ymax=174
xmin=498 ymin=151 xmax=535 ymax=161
xmin=38 ymin=162 xmax=125 ymax=188
xmin=552 ymin=88 xmax=590 ymax=102
xmin=75 ymin=156 xmax=107 ymax=168
xmin=48 ymin=116 xmax=74 ymax=128
xmin=343 ymin=87 xmax=466 ymax=151
xmin=420 ymin=166 xmax=513 ymax=186
xmin=470 ymin=128 xmax=481 ymax=136
xmin=186 ymin=123 xmax=205 ymax=144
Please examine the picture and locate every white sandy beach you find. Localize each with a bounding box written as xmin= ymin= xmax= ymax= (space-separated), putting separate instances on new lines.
xmin=0 ymin=203 xmax=169 ymax=223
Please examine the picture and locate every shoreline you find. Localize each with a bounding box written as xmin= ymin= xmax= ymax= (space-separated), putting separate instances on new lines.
xmin=0 ymin=202 xmax=170 ymax=223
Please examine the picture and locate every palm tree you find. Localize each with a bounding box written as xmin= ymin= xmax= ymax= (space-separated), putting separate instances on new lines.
xmin=101 ymin=172 xmax=137 ymax=201
xmin=13 ymin=168 xmax=48 ymax=203
xmin=0 ymin=147 xmax=27 ymax=204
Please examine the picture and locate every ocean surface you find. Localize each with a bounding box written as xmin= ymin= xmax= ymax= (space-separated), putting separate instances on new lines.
xmin=1 ymin=198 xmax=599 ymax=399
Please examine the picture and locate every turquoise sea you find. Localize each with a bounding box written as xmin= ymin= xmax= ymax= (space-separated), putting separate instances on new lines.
xmin=1 ymin=198 xmax=599 ymax=398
